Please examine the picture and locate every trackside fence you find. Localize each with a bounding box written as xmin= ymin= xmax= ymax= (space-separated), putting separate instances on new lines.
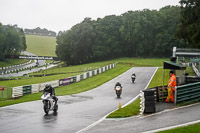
xmin=0 ymin=86 xmax=12 ymax=100
xmin=175 ymin=82 xmax=200 ymax=104
xmin=11 ymin=63 xmax=116 ymax=98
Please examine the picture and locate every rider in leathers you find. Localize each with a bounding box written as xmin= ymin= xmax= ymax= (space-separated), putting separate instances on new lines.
xmin=43 ymin=84 xmax=58 ymax=104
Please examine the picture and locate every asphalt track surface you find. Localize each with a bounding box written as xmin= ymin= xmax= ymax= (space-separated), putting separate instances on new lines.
xmin=86 ymin=103 xmax=200 ymax=133
xmin=0 ymin=67 xmax=157 ymax=133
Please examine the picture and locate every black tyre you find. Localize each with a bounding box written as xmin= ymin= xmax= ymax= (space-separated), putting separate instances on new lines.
xmin=44 ymin=101 xmax=49 ymax=114
xmin=53 ymin=104 xmax=58 ymax=113
xmin=116 ymin=90 xmax=121 ymax=98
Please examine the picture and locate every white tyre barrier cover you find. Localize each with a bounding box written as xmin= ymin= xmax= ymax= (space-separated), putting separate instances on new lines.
xmin=83 ymin=72 xmax=87 ymax=79
xmin=89 ymin=71 xmax=92 ymax=77
xmin=32 ymin=84 xmax=40 ymax=93
xmin=76 ymin=75 xmax=81 ymax=82
xmin=102 ymin=67 xmax=105 ymax=72
xmin=12 ymin=86 xmax=23 ymax=98
xmin=99 ymin=68 xmax=102 ymax=74
xmin=94 ymin=69 xmax=97 ymax=75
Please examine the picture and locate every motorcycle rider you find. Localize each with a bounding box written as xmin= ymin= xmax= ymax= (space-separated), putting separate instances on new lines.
xmin=132 ymin=73 xmax=136 ymax=78
xmin=115 ymin=82 xmax=122 ymax=89
xmin=43 ymin=84 xmax=58 ymax=104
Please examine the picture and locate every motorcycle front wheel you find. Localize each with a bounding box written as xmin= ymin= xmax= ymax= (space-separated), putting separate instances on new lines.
xmin=44 ymin=101 xmax=50 ymax=114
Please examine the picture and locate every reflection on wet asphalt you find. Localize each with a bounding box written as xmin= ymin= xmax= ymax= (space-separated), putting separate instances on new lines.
xmin=59 ymin=95 xmax=93 ymax=105
xmin=0 ymin=108 xmax=34 ymax=120
xmin=43 ymin=112 xmax=58 ymax=123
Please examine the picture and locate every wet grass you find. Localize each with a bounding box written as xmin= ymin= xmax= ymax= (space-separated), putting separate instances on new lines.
xmin=107 ymin=98 xmax=141 ymax=118
xmin=157 ymin=123 xmax=200 ymax=133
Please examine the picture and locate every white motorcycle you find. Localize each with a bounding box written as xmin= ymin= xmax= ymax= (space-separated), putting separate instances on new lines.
xmin=41 ymin=92 xmax=58 ymax=114
xmin=115 ymin=86 xmax=122 ymax=98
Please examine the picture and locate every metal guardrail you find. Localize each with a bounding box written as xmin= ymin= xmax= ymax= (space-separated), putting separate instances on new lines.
xmin=175 ymin=82 xmax=200 ymax=104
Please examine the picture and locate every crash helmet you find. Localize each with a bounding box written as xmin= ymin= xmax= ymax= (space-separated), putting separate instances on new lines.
xmin=45 ymin=84 xmax=50 ymax=90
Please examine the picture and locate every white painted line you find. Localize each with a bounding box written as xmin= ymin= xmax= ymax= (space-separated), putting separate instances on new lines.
xmin=77 ymin=67 xmax=158 ymax=133
xmin=142 ymin=119 xmax=200 ymax=133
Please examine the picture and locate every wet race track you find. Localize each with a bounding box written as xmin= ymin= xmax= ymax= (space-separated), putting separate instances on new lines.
xmin=0 ymin=67 xmax=157 ymax=133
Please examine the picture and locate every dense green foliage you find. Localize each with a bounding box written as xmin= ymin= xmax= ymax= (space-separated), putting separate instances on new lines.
xmin=56 ymin=6 xmax=186 ymax=65
xmin=177 ymin=0 xmax=200 ymax=48
xmin=0 ymin=23 xmax=26 ymax=61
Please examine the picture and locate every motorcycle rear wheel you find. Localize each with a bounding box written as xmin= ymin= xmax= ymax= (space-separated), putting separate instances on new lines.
xmin=53 ymin=104 xmax=58 ymax=113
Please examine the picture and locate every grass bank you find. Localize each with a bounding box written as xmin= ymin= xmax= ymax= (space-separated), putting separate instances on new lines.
xmin=157 ymin=123 xmax=200 ymax=133
xmin=26 ymin=35 xmax=57 ymax=56
xmin=0 ymin=59 xmax=28 ymax=67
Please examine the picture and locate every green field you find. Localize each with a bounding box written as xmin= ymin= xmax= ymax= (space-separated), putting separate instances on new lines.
xmin=0 ymin=59 xmax=28 ymax=67
xmin=26 ymin=35 xmax=57 ymax=56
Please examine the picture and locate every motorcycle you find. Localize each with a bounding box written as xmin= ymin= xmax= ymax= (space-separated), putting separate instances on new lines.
xmin=115 ymin=85 xmax=122 ymax=98
xmin=131 ymin=74 xmax=136 ymax=83
xmin=41 ymin=92 xmax=58 ymax=114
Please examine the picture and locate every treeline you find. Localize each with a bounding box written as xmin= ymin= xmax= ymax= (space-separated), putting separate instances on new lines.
xmin=0 ymin=23 xmax=26 ymax=61
xmin=56 ymin=6 xmax=186 ymax=65
xmin=24 ymin=27 xmax=56 ymax=37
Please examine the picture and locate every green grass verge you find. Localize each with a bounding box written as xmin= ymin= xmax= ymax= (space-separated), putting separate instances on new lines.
xmin=107 ymin=98 xmax=141 ymax=118
xmin=26 ymin=35 xmax=57 ymax=56
xmin=157 ymin=123 xmax=200 ymax=133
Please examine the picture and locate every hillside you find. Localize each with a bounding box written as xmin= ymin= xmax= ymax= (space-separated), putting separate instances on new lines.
xmin=26 ymin=35 xmax=57 ymax=56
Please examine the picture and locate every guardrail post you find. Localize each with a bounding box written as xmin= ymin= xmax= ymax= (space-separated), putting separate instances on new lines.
xmin=175 ymin=86 xmax=177 ymax=105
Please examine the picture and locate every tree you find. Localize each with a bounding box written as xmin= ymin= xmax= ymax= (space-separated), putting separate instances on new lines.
xmin=56 ymin=18 xmax=96 ymax=65
xmin=177 ymin=0 xmax=200 ymax=48
xmin=0 ymin=23 xmax=26 ymax=61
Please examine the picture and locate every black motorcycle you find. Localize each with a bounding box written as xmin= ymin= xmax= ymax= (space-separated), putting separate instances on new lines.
xmin=131 ymin=73 xmax=136 ymax=83
xmin=115 ymin=84 xmax=122 ymax=98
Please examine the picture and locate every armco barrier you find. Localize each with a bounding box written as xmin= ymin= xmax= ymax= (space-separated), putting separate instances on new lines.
xmin=175 ymin=82 xmax=200 ymax=104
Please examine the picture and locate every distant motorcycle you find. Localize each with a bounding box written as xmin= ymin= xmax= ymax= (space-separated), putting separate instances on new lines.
xmin=41 ymin=92 xmax=58 ymax=114
xmin=131 ymin=73 xmax=136 ymax=83
xmin=115 ymin=85 xmax=122 ymax=98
